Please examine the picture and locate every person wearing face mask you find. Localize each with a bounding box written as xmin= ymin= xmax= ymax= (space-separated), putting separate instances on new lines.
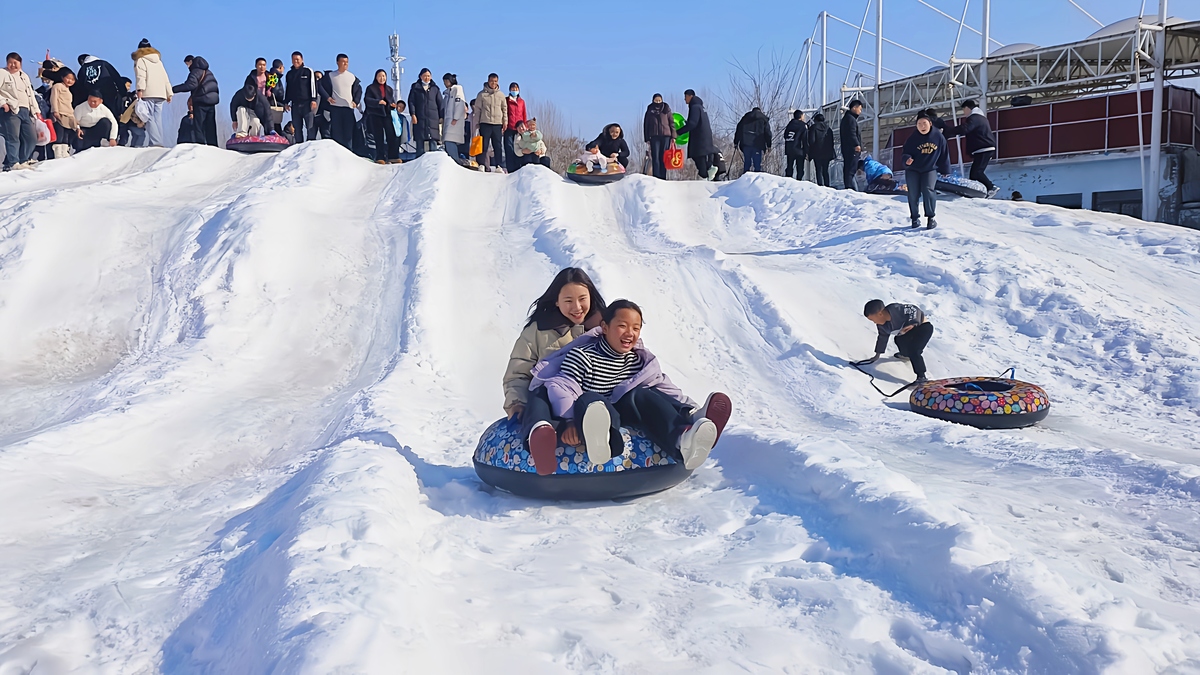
xmin=503 ymin=82 xmax=526 ymax=173
xmin=643 ymin=94 xmax=675 ymax=180
xmin=407 ymin=67 xmax=444 ymax=157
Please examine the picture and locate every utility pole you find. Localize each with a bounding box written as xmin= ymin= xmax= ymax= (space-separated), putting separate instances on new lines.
xmin=1146 ymin=0 xmax=1167 ymax=222
xmin=873 ymin=0 xmax=883 ymax=158
xmin=388 ymin=32 xmax=406 ymax=96
xmin=980 ymin=0 xmax=990 ymax=113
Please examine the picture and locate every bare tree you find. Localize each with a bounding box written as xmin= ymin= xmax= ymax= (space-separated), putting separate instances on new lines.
xmin=524 ymin=97 xmax=583 ymax=174
xmin=716 ymin=50 xmax=801 ymax=178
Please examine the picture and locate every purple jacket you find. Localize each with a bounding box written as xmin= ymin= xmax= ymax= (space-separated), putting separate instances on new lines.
xmin=529 ymin=327 xmax=697 ymax=419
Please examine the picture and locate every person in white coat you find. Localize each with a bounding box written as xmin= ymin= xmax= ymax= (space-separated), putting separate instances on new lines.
xmin=73 ymin=90 xmax=119 ymax=149
xmin=441 ymin=73 xmax=467 ymax=160
xmin=1 ymin=53 xmax=41 ymax=170
xmin=131 ymin=38 xmax=172 ymax=147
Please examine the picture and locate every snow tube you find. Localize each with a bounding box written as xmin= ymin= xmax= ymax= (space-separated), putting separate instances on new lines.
xmin=672 ymin=112 xmax=689 ymax=145
xmin=565 ymin=161 xmax=626 ymax=185
xmin=226 ymin=134 xmax=290 ymax=154
xmin=935 ymin=175 xmax=987 ymax=198
xmin=909 ymin=377 xmax=1050 ymax=428
xmin=472 ymin=417 xmax=692 ymax=500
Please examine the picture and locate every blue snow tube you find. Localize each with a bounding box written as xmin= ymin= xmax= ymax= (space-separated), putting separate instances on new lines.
xmin=472 ymin=417 xmax=692 ymax=500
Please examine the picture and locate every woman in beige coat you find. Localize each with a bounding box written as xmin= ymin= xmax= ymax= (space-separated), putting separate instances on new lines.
xmin=503 ymin=268 xmax=605 ymax=475
xmin=49 ymin=70 xmax=77 ymax=158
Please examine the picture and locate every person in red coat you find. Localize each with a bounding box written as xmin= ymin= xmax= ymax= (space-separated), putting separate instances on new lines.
xmin=503 ymin=82 xmax=526 ymax=173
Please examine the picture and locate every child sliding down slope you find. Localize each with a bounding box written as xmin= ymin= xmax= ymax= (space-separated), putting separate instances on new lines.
xmin=530 ymin=300 xmax=732 ymax=471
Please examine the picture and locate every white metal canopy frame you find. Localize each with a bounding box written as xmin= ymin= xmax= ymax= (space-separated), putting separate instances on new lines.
xmin=794 ymin=0 xmax=1193 ymax=221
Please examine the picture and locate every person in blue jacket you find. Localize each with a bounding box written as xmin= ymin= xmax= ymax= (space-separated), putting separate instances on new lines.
xmin=901 ymin=111 xmax=950 ymax=230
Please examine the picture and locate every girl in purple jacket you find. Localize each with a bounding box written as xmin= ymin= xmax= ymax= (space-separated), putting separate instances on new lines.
xmin=530 ymin=300 xmax=732 ymax=470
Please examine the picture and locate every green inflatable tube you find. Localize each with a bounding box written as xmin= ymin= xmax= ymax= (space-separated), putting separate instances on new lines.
xmin=673 ymin=112 xmax=689 ymax=145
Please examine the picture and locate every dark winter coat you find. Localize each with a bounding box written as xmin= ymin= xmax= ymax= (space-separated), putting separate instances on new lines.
xmin=807 ymin=120 xmax=835 ymax=162
xmin=172 ymin=56 xmax=219 ymax=107
xmin=73 ymin=57 xmax=124 ymax=111
xmin=783 ymin=119 xmax=808 ymax=156
xmin=230 ymin=89 xmax=274 ymax=134
xmin=244 ymin=70 xmax=284 ymax=107
xmin=285 ymin=65 xmax=317 ymax=105
xmin=592 ymin=124 xmax=630 ymax=167
xmin=407 ymin=80 xmax=444 ymax=141
xmin=734 ymin=108 xmax=772 ymax=151
xmin=177 ymin=113 xmax=196 ymax=144
xmin=840 ymin=109 xmax=862 ymax=151
xmin=677 ymin=95 xmax=715 ymax=158
xmin=363 ymin=82 xmax=396 ymax=117
xmin=944 ymin=109 xmax=996 ymax=155
xmin=901 ymin=127 xmax=951 ymax=175
xmin=643 ymin=101 xmax=675 ymax=140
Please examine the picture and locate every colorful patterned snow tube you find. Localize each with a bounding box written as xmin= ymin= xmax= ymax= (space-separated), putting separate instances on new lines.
xmin=226 ymin=134 xmax=290 ymax=154
xmin=909 ymin=377 xmax=1050 ymax=429
xmin=472 ymin=417 xmax=691 ymax=500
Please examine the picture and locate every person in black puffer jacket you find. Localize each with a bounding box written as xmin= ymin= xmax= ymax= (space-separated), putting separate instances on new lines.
xmin=806 ymin=113 xmax=836 ymax=186
xmin=363 ymin=69 xmax=399 ymax=164
xmin=407 ymin=68 xmax=444 ymax=157
xmin=840 ymin=100 xmax=863 ymax=190
xmin=591 ymin=123 xmax=630 ymax=168
xmin=943 ymin=99 xmax=997 ymax=195
xmin=734 ymin=106 xmax=772 ymax=173
xmin=172 ymin=55 xmax=219 ymax=146
xmin=230 ymin=84 xmax=274 ymax=138
xmin=677 ymin=89 xmax=716 ymax=179
xmin=782 ymin=110 xmax=808 ymax=180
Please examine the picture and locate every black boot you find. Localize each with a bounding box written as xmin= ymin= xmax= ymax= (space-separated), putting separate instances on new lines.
xmin=926 ymin=217 xmax=937 ymax=230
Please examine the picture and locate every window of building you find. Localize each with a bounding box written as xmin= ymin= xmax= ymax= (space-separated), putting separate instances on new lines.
xmin=1092 ymin=189 xmax=1143 ymax=218
xmin=1036 ymin=193 xmax=1083 ymax=209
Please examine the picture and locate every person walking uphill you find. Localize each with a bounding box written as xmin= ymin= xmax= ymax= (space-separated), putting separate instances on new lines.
xmin=783 ymin=110 xmax=808 ymax=180
xmin=944 ymin=99 xmax=998 ymax=197
xmin=901 ymin=111 xmax=950 ymax=230
xmin=364 ymin=69 xmax=399 ymax=164
xmin=840 ymin=99 xmax=863 ymax=189
xmin=503 ymin=82 xmax=526 ymax=173
xmin=284 ymin=52 xmax=317 ymax=143
xmin=806 ymin=113 xmax=835 ymax=187
xmin=172 ymin=55 xmax=219 ymax=146
xmin=325 ymin=54 xmax=361 ymax=150
xmin=678 ymin=89 xmax=716 ymax=180
xmin=407 ymin=68 xmax=443 ymax=158
xmin=131 ymin=39 xmax=173 ymax=147
xmin=862 ymin=299 xmax=934 ymax=381
xmin=643 ymin=94 xmax=675 ymax=180
xmin=0 ymin=53 xmax=40 ymax=171
xmin=474 ymin=73 xmax=506 ymax=171
xmin=734 ymin=106 xmax=772 ymax=173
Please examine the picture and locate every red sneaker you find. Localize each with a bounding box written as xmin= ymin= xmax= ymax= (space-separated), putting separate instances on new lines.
xmin=697 ymin=392 xmax=732 ymax=441
xmin=528 ymin=424 xmax=559 ymax=476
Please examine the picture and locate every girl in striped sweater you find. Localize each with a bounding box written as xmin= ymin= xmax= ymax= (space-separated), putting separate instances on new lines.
xmin=530 ymin=300 xmax=732 ymax=470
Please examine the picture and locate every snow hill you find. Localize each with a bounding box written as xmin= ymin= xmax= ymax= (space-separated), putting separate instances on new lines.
xmin=1 ymin=143 xmax=1198 ymax=674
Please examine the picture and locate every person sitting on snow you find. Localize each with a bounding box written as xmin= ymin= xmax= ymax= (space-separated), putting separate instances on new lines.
xmin=529 ymin=299 xmax=732 ymax=471
xmin=862 ymin=299 xmax=934 ymax=381
xmin=513 ymin=118 xmax=550 ymax=168
xmin=230 ymin=83 xmax=274 ymax=138
xmin=73 ymin=89 xmax=119 ymax=149
xmin=857 ymin=155 xmax=897 ymax=193
xmin=579 ymin=141 xmax=608 ymax=173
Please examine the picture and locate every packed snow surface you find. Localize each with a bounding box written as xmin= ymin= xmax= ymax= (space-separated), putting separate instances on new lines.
xmin=1 ymin=143 xmax=1198 ymax=674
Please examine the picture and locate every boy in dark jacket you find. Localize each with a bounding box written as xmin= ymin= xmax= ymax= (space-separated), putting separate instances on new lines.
xmin=901 ymin=112 xmax=951 ymax=229
xmin=840 ymin=100 xmax=863 ymax=190
xmin=806 ymin=113 xmax=835 ymax=186
xmin=783 ymin=110 xmax=808 ymax=180
xmin=944 ymin=99 xmax=997 ymax=197
xmin=862 ymin=299 xmax=934 ymax=381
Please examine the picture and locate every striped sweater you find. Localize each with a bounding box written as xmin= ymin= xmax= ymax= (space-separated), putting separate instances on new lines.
xmin=560 ymin=337 xmax=643 ymax=397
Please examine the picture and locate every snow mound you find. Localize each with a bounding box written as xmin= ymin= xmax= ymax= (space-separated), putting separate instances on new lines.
xmin=1 ymin=142 xmax=1198 ymax=674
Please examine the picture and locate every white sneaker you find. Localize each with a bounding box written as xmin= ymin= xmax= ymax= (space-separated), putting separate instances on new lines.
xmin=986 ymin=186 xmax=1000 ymax=199
xmin=706 ymin=165 xmax=718 ymax=181
xmin=678 ymin=419 xmax=718 ymax=470
xmin=580 ymin=401 xmax=612 ymax=466
xmin=11 ymin=162 xmax=32 ymax=171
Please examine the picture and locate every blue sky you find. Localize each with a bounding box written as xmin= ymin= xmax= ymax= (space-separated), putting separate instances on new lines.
xmin=3 ymin=1 xmax=1193 ymax=135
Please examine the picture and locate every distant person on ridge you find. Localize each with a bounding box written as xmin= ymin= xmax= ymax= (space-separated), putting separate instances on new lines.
xmin=782 ymin=110 xmax=808 ymax=180
xmin=474 ymin=73 xmax=506 ymax=172
xmin=806 ymin=113 xmax=835 ymax=187
xmin=131 ymin=39 xmax=173 ymax=148
xmin=592 ymin=123 xmax=630 ymax=169
xmin=441 ymin=73 xmax=467 ymax=159
xmin=944 ymin=99 xmax=998 ymax=198
xmin=901 ymin=111 xmax=950 ymax=230
xmin=364 ymin=69 xmax=399 ymax=164
xmin=325 ymin=55 xmax=361 ymax=149
xmin=840 ymin=99 xmax=863 ymax=190
xmin=677 ymin=89 xmax=716 ymax=179
xmin=407 ymin=68 xmax=443 ymax=157
xmin=643 ymin=93 xmax=675 ymax=180
xmin=503 ymin=82 xmax=526 ymax=172
xmin=513 ymin=118 xmax=550 ymax=168
xmin=284 ymin=52 xmax=317 ymax=143
xmin=733 ymin=106 xmax=771 ymax=173
xmin=172 ymin=55 xmax=219 ymax=146
xmin=862 ymin=299 xmax=933 ymax=382
xmin=230 ymin=83 xmax=273 ymax=138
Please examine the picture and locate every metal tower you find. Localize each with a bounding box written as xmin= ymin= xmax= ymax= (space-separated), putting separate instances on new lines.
xmin=388 ymin=32 xmax=406 ymax=93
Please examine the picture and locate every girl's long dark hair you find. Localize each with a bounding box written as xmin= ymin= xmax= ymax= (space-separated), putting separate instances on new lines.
xmin=526 ymin=268 xmax=606 ymax=327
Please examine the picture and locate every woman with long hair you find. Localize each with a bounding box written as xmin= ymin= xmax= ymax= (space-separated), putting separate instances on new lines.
xmin=364 ymin=69 xmax=399 ymax=164
xmin=441 ymin=73 xmax=467 ymax=160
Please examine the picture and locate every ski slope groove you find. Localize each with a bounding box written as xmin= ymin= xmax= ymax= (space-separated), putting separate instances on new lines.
xmin=0 ymin=142 xmax=1197 ymax=674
